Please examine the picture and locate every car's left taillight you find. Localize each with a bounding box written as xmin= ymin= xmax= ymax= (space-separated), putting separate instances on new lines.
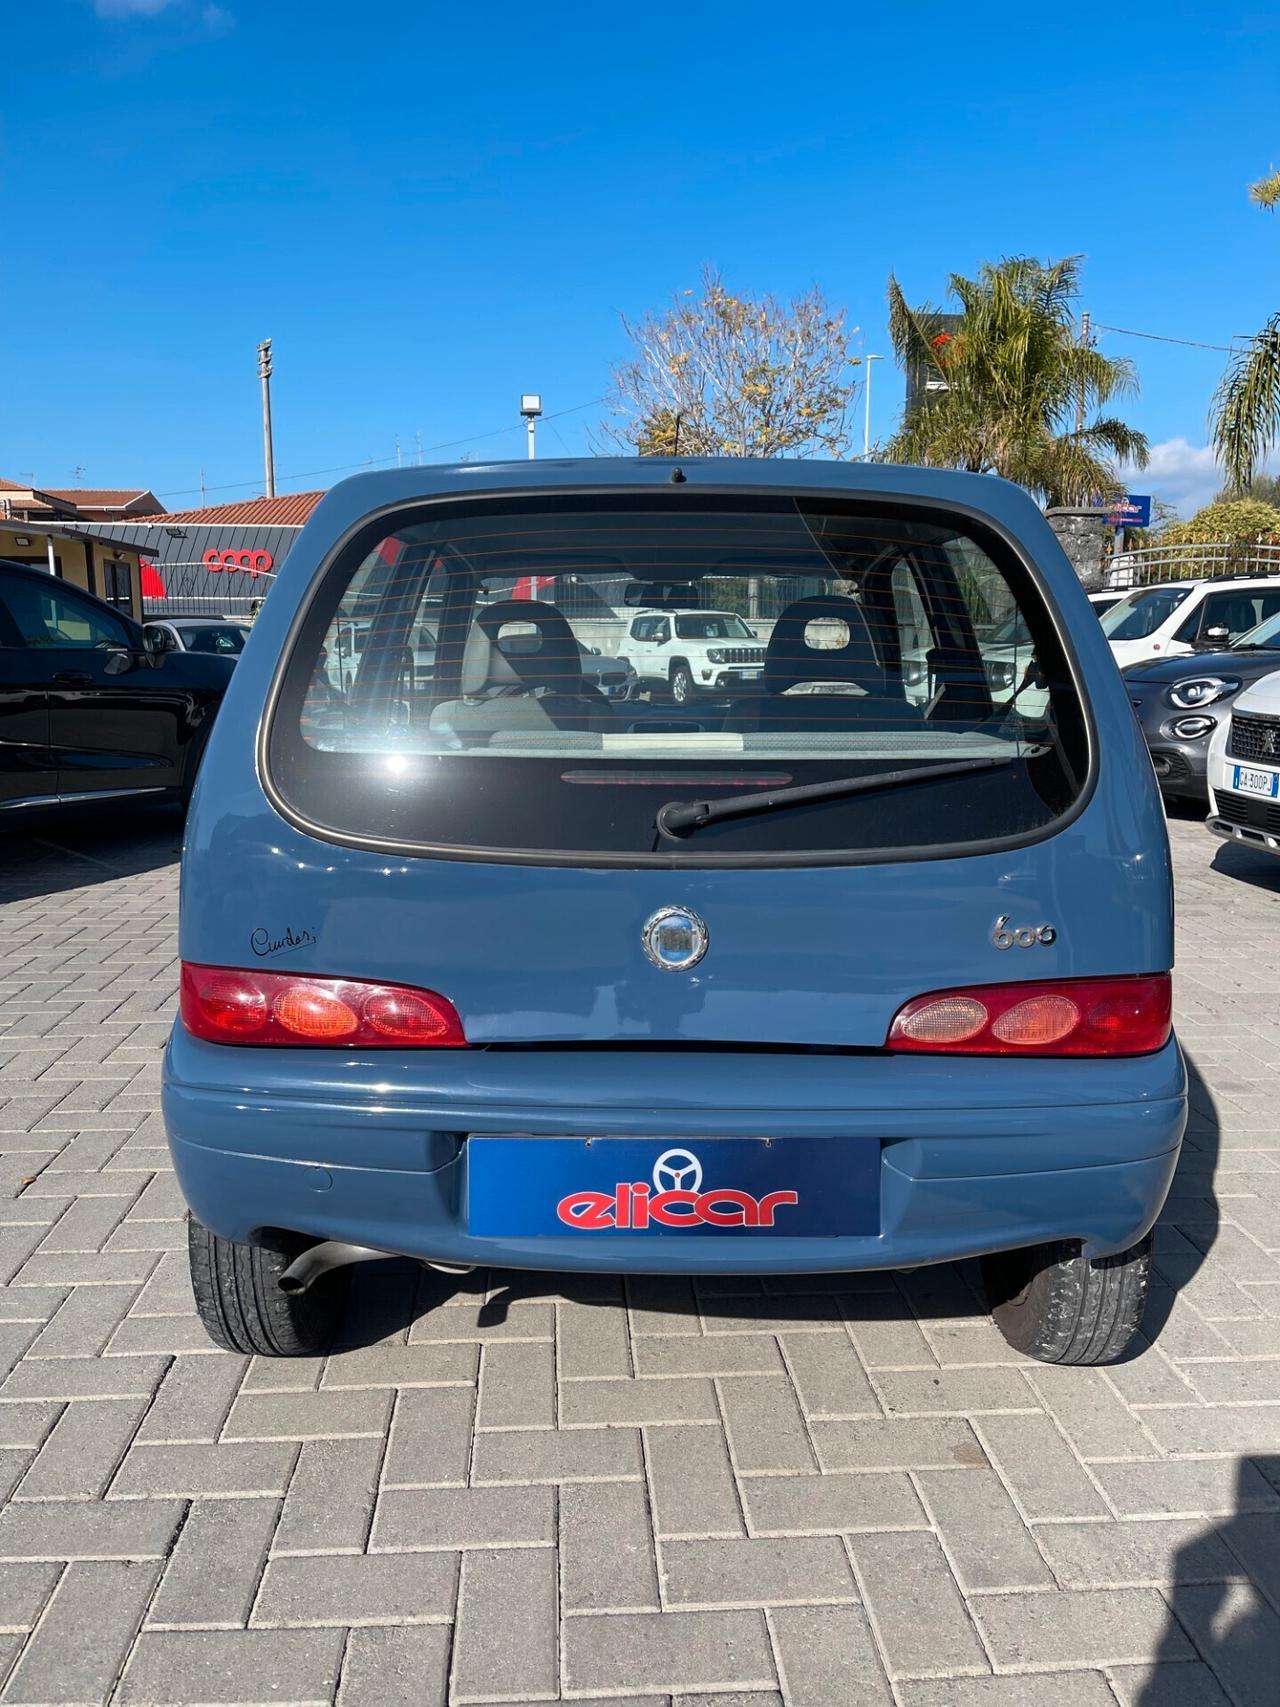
xmin=180 ymin=963 xmax=466 ymax=1047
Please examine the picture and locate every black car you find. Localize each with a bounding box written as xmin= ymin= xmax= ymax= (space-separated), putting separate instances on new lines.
xmin=1122 ymin=606 xmax=1280 ymax=802
xmin=0 ymin=559 xmax=236 ymax=816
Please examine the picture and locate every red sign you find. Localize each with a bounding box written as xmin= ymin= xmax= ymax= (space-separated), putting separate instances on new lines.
xmin=203 ymin=548 xmax=274 ymax=576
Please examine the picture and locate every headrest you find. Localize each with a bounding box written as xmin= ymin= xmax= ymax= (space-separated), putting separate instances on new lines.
xmin=460 ymin=623 xmax=520 ymax=695
xmin=474 ymin=600 xmax=585 ymax=694
xmin=764 ymin=595 xmax=886 ymax=695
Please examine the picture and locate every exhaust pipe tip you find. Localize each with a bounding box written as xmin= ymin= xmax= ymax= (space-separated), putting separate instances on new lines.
xmin=278 ymin=1241 xmax=391 ymax=1295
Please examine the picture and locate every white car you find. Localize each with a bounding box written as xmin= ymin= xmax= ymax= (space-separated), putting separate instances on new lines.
xmin=902 ymin=611 xmax=1047 ymax=718
xmin=1206 ymin=667 xmax=1280 ymax=856
xmin=1100 ymin=577 xmax=1280 ymax=670
xmin=616 ymin=608 xmax=766 ymax=703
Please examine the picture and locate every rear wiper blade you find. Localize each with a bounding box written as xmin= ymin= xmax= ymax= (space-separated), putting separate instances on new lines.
xmin=655 ymin=754 xmax=1020 ymax=840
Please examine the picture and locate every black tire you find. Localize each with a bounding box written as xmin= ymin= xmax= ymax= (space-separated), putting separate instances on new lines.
xmin=187 ymin=1214 xmax=349 ymax=1355
xmin=982 ymin=1234 xmax=1151 ymax=1365
xmin=669 ymin=663 xmax=694 ymax=705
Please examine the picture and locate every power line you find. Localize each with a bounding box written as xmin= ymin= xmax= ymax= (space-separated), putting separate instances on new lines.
xmin=154 ymin=396 xmax=606 ymax=502
xmin=1093 ymin=322 xmax=1236 ymax=354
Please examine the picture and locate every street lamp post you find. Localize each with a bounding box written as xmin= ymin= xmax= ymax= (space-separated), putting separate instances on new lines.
xmin=520 ymin=394 xmax=543 ymax=460
xmin=862 ymin=354 xmax=882 ymax=460
xmin=257 ymin=339 xmax=276 ymax=498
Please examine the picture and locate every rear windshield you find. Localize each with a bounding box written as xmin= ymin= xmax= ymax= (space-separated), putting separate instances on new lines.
xmin=266 ymin=494 xmax=1088 ymax=863
xmin=1099 ymin=585 xmax=1194 ymax=641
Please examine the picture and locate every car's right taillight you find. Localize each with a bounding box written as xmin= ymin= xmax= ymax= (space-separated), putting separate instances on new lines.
xmin=180 ymin=963 xmax=466 ymax=1048
xmin=886 ymin=974 xmax=1172 ymax=1058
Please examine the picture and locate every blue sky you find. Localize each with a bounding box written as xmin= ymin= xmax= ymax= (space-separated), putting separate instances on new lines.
xmin=4 ymin=1 xmax=1278 ymax=514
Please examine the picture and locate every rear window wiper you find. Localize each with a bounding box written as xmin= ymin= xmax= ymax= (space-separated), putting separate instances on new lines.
xmin=655 ymin=754 xmax=1020 ymax=840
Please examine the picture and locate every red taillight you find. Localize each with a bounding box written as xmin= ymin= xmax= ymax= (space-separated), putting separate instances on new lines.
xmin=180 ymin=964 xmax=466 ymax=1048
xmin=886 ymin=974 xmax=1171 ymax=1058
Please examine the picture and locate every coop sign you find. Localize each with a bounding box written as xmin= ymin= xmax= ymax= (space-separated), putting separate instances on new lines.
xmin=203 ymin=548 xmax=274 ymax=576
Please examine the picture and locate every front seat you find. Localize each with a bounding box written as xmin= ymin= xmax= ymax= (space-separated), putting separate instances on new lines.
xmin=728 ymin=595 xmax=923 ymax=733
xmin=430 ymin=600 xmax=610 ymax=737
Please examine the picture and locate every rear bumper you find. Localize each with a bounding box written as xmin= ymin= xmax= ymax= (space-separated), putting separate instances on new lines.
xmin=162 ymin=1032 xmax=1187 ymax=1272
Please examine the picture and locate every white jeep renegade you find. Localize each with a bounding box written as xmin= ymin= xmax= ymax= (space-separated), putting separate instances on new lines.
xmin=616 ymin=608 xmax=766 ymax=702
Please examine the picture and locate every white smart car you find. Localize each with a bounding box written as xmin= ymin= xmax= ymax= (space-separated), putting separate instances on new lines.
xmin=1206 ymin=666 xmax=1280 ymax=856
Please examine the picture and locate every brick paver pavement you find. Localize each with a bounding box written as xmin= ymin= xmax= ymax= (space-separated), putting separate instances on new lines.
xmin=0 ymin=806 xmax=1278 ymax=1705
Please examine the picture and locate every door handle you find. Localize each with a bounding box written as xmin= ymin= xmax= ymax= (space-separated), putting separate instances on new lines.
xmin=51 ymin=671 xmax=93 ymax=687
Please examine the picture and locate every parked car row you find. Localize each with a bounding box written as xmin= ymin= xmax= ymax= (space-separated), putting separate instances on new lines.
xmin=0 ymin=561 xmax=236 ymax=815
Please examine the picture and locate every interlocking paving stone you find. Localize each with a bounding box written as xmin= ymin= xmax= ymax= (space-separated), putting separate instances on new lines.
xmin=2 ymin=1558 xmax=160 ymax=1705
xmin=973 ymin=1587 xmax=1195 ymax=1669
xmin=1033 ymin=1516 xmax=1247 ymax=1587
xmin=110 ymin=1438 xmax=299 ymax=1498
xmin=851 ymin=1530 xmax=988 ymax=1679
xmin=0 ymin=1496 xmax=185 ymax=1561
xmin=559 ymin=1479 xmax=659 ymax=1611
xmin=147 ymin=1498 xmax=279 ymax=1628
xmin=15 ymin=1392 xmax=151 ymax=1499
xmin=372 ymin=1484 xmax=556 ymax=1551
xmin=768 ymin=1603 xmax=892 ymax=1704
xmin=271 ymin=1434 xmax=382 ymax=1554
xmin=974 ymin=1413 xmax=1110 ymax=1520
xmin=118 ymin=1628 xmax=348 ymax=1704
xmin=717 ymin=1371 xmax=816 ymax=1472
xmin=644 ymin=1422 xmax=745 ymax=1538
xmin=451 ymin=1546 xmax=557 ymax=1703
xmin=661 ymin=1534 xmax=858 ymax=1609
xmin=470 ymin=1425 xmax=644 ymax=1485
xmin=0 ymin=1560 xmax=61 ymax=1632
xmin=738 ymin=1469 xmax=924 ymax=1536
xmin=899 ymin=1676 xmax=1120 ymax=1705
xmin=914 ymin=1467 xmax=1054 ymax=1590
xmin=252 ymin=1550 xmax=459 ymax=1626
xmin=561 ymin=1609 xmax=776 ymax=1697
xmin=336 ymin=1625 xmax=451 ymax=1707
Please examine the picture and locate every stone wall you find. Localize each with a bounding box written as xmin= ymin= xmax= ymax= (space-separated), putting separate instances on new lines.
xmin=1044 ymin=507 xmax=1110 ymax=592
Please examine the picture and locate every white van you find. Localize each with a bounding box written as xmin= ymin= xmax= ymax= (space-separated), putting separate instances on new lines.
xmin=1100 ymin=578 xmax=1280 ymax=670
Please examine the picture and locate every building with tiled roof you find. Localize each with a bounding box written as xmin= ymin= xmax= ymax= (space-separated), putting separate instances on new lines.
xmin=152 ymin=491 xmax=325 ymax=527
xmin=42 ymin=488 xmax=166 ymax=521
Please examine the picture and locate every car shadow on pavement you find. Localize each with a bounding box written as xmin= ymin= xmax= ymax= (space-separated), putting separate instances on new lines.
xmin=1210 ymin=838 xmax=1280 ymax=894
xmin=0 ymin=804 xmax=184 ymax=903
xmin=1137 ymin=1455 xmax=1280 ymax=1706
xmin=1137 ymin=1051 xmax=1221 ymax=1353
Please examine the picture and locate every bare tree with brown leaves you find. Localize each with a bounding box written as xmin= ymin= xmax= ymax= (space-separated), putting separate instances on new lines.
xmin=599 ymin=269 xmax=859 ymax=459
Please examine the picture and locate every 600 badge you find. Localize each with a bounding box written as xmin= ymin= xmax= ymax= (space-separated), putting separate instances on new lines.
xmin=992 ymin=915 xmax=1057 ymax=950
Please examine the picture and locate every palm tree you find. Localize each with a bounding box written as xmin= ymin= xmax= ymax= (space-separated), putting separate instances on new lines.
xmin=884 ymin=256 xmax=1148 ymax=506
xmin=1213 ymin=168 xmax=1280 ymax=491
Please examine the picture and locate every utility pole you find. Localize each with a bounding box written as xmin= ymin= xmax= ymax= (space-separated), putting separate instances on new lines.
xmin=862 ymin=354 xmax=882 ymax=459
xmin=415 ymin=429 xmax=423 ymax=466
xmin=199 ymin=467 xmax=207 ymax=508
xmin=1075 ymin=311 xmax=1091 ymax=437
xmin=257 ymin=339 xmax=276 ymax=498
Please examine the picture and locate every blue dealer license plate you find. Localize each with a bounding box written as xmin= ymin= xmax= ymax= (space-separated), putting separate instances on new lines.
xmin=466 ymin=1136 xmax=880 ymax=1237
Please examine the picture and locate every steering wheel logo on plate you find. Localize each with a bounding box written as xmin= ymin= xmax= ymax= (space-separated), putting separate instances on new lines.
xmin=652 ymin=1148 xmax=703 ymax=1194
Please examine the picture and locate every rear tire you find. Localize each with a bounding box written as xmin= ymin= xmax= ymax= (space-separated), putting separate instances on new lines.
xmin=670 ymin=663 xmax=694 ymax=704
xmin=187 ymin=1214 xmax=348 ymax=1355
xmin=982 ymin=1234 xmax=1151 ymax=1365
